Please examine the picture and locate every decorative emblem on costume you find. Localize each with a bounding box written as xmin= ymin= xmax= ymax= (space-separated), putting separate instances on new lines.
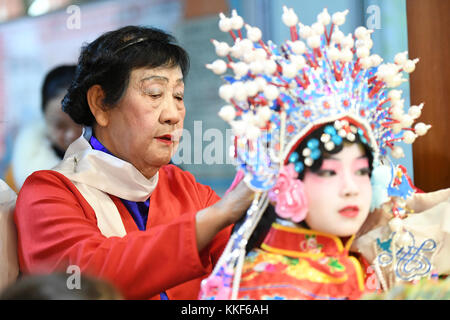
xmin=199 ymin=6 xmax=431 ymax=300
xmin=374 ymin=230 xmax=437 ymax=288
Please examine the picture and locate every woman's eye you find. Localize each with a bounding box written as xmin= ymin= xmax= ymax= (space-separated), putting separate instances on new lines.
xmin=316 ymin=170 xmax=336 ymax=177
xmin=174 ymin=94 xmax=184 ymax=101
xmin=141 ymin=86 xmax=162 ymax=98
xmin=356 ymin=167 xmax=371 ymax=176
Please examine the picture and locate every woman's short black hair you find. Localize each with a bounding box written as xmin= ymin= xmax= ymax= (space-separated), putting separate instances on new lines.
xmin=62 ymin=26 xmax=190 ymax=126
xmin=42 ymin=65 xmax=76 ymax=113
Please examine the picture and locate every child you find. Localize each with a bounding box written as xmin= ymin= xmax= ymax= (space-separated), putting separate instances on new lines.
xmin=199 ymin=7 xmax=448 ymax=300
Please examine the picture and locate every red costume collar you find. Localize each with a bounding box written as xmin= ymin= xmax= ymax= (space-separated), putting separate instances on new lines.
xmin=261 ymin=222 xmax=355 ymax=259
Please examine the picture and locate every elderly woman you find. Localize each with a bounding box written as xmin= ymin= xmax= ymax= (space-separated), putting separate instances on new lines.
xmin=14 ymin=26 xmax=254 ymax=300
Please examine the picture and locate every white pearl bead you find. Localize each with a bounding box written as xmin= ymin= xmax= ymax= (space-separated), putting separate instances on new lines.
xmin=218 ymin=105 xmax=236 ymax=122
xmin=302 ymin=148 xmax=311 ymax=157
xmin=347 ymin=133 xmax=355 ymax=141
xmin=400 ymin=114 xmax=414 ymax=128
xmin=263 ymin=59 xmax=277 ymax=75
xmin=370 ymin=54 xmax=383 ymax=67
xmin=290 ymin=40 xmax=306 ymax=55
xmin=263 ymin=85 xmax=279 ymax=101
xmin=231 ymin=10 xmax=244 ymax=30
xmin=212 ymin=40 xmax=230 ymax=57
xmin=218 ymin=13 xmax=232 ymax=32
xmin=388 ymin=90 xmax=402 ymax=101
xmin=239 ymin=39 xmax=254 ymax=53
xmin=317 ymin=8 xmax=331 ymax=25
xmin=332 ymin=10 xmax=349 ymax=26
xmin=242 ymin=51 xmax=256 ymax=64
xmin=356 ymin=46 xmax=370 ymax=58
xmin=328 ymin=47 xmax=340 ymax=61
xmin=281 ymin=63 xmax=297 ymax=78
xmin=232 ymin=61 xmax=249 ymax=78
xmin=234 ymin=83 xmax=248 ymax=102
xmin=290 ymin=54 xmax=306 ymax=70
xmin=245 ymin=80 xmax=259 ymax=97
xmin=391 ymin=123 xmax=403 ymax=134
xmin=331 ymin=29 xmax=345 ymax=43
xmin=245 ymin=24 xmax=262 ymax=42
xmin=340 ymin=49 xmax=353 ymax=62
xmin=282 ymin=6 xmax=298 ymax=27
xmin=408 ymin=104 xmax=423 ymax=119
xmin=307 ymin=35 xmax=321 ymax=49
xmin=230 ymin=43 xmax=244 ymax=58
xmin=206 ymin=59 xmax=227 ymax=75
xmin=320 ymin=133 xmax=331 ymax=143
xmin=299 ymin=24 xmax=312 ymax=39
xmin=249 ymin=61 xmax=264 ymax=74
xmin=386 ymin=74 xmax=406 ymax=88
xmin=334 ymin=120 xmax=343 ymax=130
xmin=355 ymin=26 xmax=369 ymax=40
xmin=403 ymin=59 xmax=417 ymax=73
xmin=342 ymin=34 xmax=354 ymax=48
xmin=311 ymin=22 xmax=324 ymax=35
xmin=355 ymin=39 xmax=366 ymax=48
xmin=218 ymin=84 xmax=234 ymax=101
xmin=394 ymin=51 xmax=408 ymax=65
xmin=391 ymin=146 xmax=405 ymax=158
xmin=403 ymin=130 xmax=417 ymax=144
xmin=325 ymin=141 xmax=335 ymax=151
xmin=414 ymin=122 xmax=431 ymax=136
xmin=359 ymin=57 xmax=372 ymax=69
xmin=257 ymin=106 xmax=272 ymax=122
xmin=254 ymin=77 xmax=267 ymax=91
xmin=304 ymin=157 xmax=313 ymax=167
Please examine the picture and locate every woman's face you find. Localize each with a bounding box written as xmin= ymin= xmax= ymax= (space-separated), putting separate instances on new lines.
xmin=45 ymin=92 xmax=83 ymax=152
xmin=97 ymin=65 xmax=185 ymax=178
xmin=303 ymin=143 xmax=372 ymax=237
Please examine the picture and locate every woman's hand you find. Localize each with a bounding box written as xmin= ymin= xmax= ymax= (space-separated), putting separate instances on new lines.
xmin=195 ymin=180 xmax=255 ymax=251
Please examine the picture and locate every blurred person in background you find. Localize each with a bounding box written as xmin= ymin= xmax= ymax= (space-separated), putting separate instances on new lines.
xmin=0 ymin=179 xmax=18 ymax=293
xmin=0 ymin=272 xmax=122 ymax=300
xmin=4 ymin=65 xmax=83 ymax=192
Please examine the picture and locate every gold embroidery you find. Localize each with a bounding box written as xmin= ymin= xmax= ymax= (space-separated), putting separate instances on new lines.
xmin=243 ymin=250 xmax=348 ymax=285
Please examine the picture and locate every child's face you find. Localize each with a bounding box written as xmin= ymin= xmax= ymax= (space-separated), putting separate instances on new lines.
xmin=303 ymin=143 xmax=372 ymax=237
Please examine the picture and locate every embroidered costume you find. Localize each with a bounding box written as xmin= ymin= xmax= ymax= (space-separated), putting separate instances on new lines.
xmin=238 ymin=223 xmax=367 ymax=300
xmin=14 ymin=130 xmax=231 ymax=299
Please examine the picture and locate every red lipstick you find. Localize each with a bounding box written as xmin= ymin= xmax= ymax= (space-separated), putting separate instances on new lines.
xmin=155 ymin=134 xmax=173 ymax=145
xmin=338 ymin=206 xmax=359 ymax=218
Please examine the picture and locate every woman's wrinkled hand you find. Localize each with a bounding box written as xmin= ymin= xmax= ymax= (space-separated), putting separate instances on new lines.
xmin=217 ymin=179 xmax=255 ymax=225
xmin=195 ymin=175 xmax=255 ymax=251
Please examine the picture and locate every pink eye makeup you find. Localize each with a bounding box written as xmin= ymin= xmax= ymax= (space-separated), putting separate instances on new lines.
xmin=315 ymin=156 xmax=370 ymax=177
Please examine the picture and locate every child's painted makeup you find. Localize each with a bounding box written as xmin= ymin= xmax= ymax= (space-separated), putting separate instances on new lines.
xmin=315 ymin=156 xmax=370 ymax=177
